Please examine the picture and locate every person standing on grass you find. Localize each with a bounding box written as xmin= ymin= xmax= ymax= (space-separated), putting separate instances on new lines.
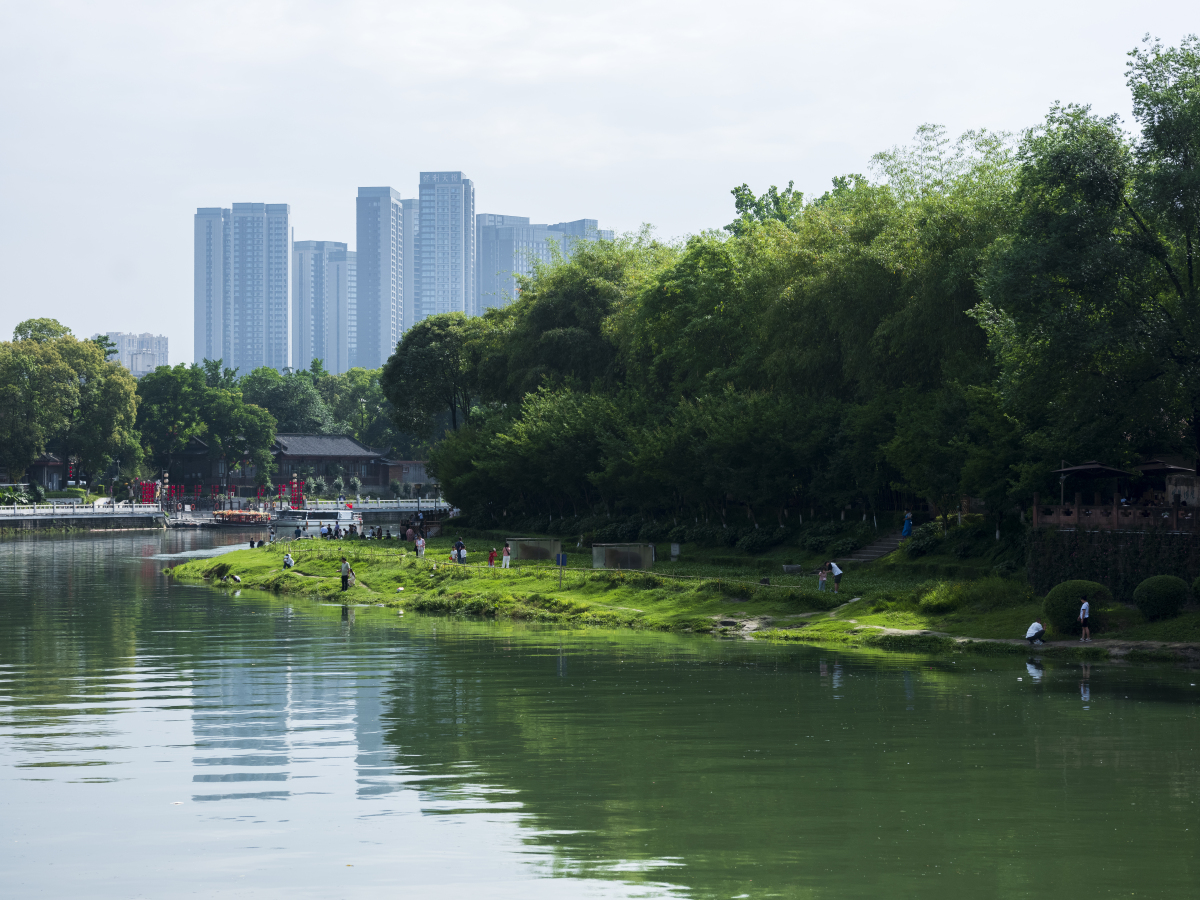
xmin=340 ymin=556 xmax=353 ymax=591
xmin=901 ymin=509 xmax=912 ymax=539
xmin=829 ymin=561 xmax=843 ymax=593
xmin=416 ymin=535 xmax=425 ymax=558
xmin=454 ymin=537 xmax=466 ymax=563
xmin=488 ymin=548 xmax=497 ymax=568
xmin=818 ymin=565 xmax=828 ymax=592
xmin=1079 ymin=595 xmax=1092 ymax=642
xmin=502 ymin=542 xmax=511 ymax=569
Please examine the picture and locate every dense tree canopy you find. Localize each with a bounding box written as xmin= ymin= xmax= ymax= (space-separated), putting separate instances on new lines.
xmin=0 ymin=320 xmax=138 ymax=485
xmin=412 ymin=36 xmax=1200 ymax=533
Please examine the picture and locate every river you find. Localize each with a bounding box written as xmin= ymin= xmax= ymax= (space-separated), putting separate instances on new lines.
xmin=0 ymin=530 xmax=1196 ymax=898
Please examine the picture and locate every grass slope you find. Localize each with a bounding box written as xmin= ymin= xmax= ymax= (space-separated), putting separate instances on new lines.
xmin=166 ymin=533 xmax=1200 ymax=660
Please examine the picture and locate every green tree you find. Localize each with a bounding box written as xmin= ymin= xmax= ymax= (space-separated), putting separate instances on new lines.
xmin=52 ymin=337 xmax=139 ymax=484
xmin=14 ymin=318 xmax=72 ymax=342
xmin=136 ymin=365 xmax=209 ymax=471
xmin=240 ymin=367 xmax=333 ymax=433
xmin=0 ymin=340 xmax=77 ymax=479
xmin=725 ymin=181 xmax=804 ymax=235
xmin=381 ymin=313 xmax=492 ymax=435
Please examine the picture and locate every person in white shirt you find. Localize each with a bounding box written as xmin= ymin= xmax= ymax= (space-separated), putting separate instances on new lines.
xmin=283 ymin=553 xmax=294 ymax=569
xmin=1079 ymin=596 xmax=1092 ymax=642
xmin=1025 ymin=618 xmax=1045 ymax=644
xmin=416 ymin=536 xmax=425 ymax=558
xmin=828 ymin=561 xmax=843 ymax=593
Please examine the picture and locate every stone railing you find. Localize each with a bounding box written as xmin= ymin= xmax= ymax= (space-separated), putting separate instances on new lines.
xmin=0 ymin=503 xmax=163 ymax=517
xmin=305 ymin=498 xmax=455 ymax=513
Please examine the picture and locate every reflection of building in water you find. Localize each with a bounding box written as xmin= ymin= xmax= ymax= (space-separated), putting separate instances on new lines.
xmin=190 ymin=659 xmax=292 ymax=801
xmin=355 ymin=684 xmax=393 ymax=798
xmin=189 ymin=643 xmax=406 ymax=802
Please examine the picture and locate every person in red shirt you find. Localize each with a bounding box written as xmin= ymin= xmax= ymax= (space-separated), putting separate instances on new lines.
xmin=488 ymin=548 xmax=497 ymax=568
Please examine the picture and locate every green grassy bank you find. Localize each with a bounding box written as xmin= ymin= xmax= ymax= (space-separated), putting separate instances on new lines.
xmin=166 ymin=534 xmax=1200 ymax=661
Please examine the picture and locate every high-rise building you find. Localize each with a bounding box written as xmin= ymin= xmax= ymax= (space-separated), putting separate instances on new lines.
xmin=92 ymin=332 xmax=169 ymax=378
xmin=416 ymin=171 xmax=475 ymax=324
xmin=356 ymin=187 xmax=409 ymax=369
xmin=193 ymin=203 xmax=291 ymax=371
xmin=194 ymin=207 xmax=230 ymax=365
xmin=292 ymin=241 xmax=354 ymax=375
xmin=476 ymin=215 xmax=614 ymax=311
xmin=334 ymin=249 xmax=358 ymax=372
xmin=401 ymin=197 xmax=418 ymax=334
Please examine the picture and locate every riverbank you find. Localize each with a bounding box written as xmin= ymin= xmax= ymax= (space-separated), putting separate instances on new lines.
xmin=165 ymin=538 xmax=1200 ymax=662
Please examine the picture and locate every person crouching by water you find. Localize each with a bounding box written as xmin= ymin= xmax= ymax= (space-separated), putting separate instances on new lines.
xmin=283 ymin=552 xmax=294 ymax=569
xmin=340 ymin=556 xmax=353 ymax=591
xmin=1025 ymin=618 xmax=1045 ymax=645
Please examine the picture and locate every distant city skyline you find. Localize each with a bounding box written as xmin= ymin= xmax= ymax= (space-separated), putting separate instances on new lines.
xmin=477 ymin=216 xmax=614 ymax=312
xmin=196 ymin=183 xmax=612 ymax=373
xmin=92 ymin=331 xmax=168 ymax=378
xmin=5 ymin=3 xmax=1192 ymax=366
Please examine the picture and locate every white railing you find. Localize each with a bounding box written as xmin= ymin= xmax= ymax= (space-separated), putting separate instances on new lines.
xmin=0 ymin=503 xmax=164 ymax=517
xmin=305 ymin=498 xmax=455 ymax=513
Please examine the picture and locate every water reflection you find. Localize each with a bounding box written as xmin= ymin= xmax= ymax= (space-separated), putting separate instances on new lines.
xmin=0 ymin=530 xmax=1198 ymax=900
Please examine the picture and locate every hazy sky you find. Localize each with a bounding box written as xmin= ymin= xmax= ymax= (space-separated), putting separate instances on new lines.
xmin=0 ymin=1 xmax=1195 ymax=363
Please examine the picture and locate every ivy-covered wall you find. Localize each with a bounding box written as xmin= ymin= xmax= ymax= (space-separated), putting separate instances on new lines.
xmin=1028 ymin=529 xmax=1200 ymax=601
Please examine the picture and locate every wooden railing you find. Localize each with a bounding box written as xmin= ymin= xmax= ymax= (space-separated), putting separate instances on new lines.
xmin=1033 ymin=493 xmax=1200 ymax=531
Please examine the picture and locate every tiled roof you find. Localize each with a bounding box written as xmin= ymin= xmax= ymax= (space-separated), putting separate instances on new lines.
xmin=273 ymin=434 xmax=378 ymax=459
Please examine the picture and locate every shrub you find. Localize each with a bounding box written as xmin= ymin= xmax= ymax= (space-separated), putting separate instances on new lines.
xmin=1132 ymin=575 xmax=1188 ymax=622
xmin=918 ymin=582 xmax=965 ymax=613
xmin=735 ymin=528 xmax=787 ymax=554
xmin=1042 ymin=580 xmax=1113 ymax=635
xmin=903 ymin=522 xmax=944 ymax=558
xmin=667 ymin=524 xmax=690 ymax=543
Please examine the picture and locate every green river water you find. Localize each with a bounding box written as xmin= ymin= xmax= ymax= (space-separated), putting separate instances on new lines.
xmin=0 ymin=530 xmax=1197 ymax=898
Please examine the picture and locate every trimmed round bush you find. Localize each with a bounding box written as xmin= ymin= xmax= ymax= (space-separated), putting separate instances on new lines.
xmin=1043 ymin=580 xmax=1113 ymax=635
xmin=1132 ymin=575 xmax=1188 ymax=622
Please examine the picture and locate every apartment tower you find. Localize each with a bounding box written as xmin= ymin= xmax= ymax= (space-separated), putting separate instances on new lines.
xmin=416 ymin=171 xmax=475 ymax=323
xmin=193 ymin=203 xmax=291 ymax=370
xmin=292 ymin=241 xmax=355 ymax=375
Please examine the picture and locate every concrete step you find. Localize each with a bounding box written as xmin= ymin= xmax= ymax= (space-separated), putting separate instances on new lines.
xmin=839 ymin=532 xmax=904 ymax=563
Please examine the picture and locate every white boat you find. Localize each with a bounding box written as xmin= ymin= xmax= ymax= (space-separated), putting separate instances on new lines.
xmin=273 ymin=507 xmax=363 ymax=533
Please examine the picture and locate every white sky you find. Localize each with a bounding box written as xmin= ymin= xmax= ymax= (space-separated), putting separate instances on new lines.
xmin=0 ymin=1 xmax=1195 ymax=363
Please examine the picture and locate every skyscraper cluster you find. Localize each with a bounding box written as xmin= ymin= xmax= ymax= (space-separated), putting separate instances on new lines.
xmin=194 ymin=173 xmax=612 ymax=373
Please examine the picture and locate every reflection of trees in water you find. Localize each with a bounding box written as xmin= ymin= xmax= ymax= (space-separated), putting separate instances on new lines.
xmin=378 ymin=634 xmax=1200 ymax=898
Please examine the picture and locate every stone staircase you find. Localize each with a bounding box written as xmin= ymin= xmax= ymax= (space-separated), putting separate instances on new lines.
xmin=839 ymin=531 xmax=904 ymax=563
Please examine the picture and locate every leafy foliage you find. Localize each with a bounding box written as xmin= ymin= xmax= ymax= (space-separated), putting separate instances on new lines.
xmin=1132 ymin=575 xmax=1188 ymax=621
xmin=1043 ymin=580 xmax=1113 ymax=635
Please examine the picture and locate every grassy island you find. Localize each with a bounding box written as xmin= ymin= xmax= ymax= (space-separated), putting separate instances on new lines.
xmin=166 ymin=533 xmax=1200 ymax=662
